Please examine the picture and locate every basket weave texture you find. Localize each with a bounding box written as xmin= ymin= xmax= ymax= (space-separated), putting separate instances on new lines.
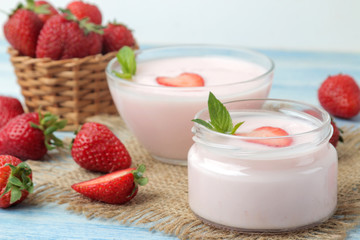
xmin=8 ymin=47 xmax=118 ymax=131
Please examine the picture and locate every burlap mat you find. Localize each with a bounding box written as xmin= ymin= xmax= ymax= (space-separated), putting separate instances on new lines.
xmin=25 ymin=115 xmax=360 ymax=240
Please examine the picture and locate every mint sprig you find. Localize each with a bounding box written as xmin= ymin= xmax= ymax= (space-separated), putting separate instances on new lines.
xmin=113 ymin=46 xmax=136 ymax=80
xmin=192 ymin=92 xmax=244 ymax=134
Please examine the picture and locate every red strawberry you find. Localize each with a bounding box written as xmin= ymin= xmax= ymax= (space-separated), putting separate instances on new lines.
xmin=0 ymin=112 xmax=66 ymax=160
xmin=35 ymin=0 xmax=58 ymax=23
xmin=3 ymin=1 xmax=44 ymax=57
xmin=0 ymin=96 xmax=24 ymax=129
xmin=237 ymin=126 xmax=293 ymax=147
xmin=102 ymin=23 xmax=136 ymax=54
xmin=156 ymin=73 xmax=205 ymax=87
xmin=0 ymin=155 xmax=33 ymax=208
xmin=71 ymin=122 xmax=131 ymax=173
xmin=329 ymin=119 xmax=343 ymax=147
xmin=36 ymin=11 xmax=103 ymax=60
xmin=72 ymin=164 xmax=148 ymax=204
xmin=67 ymin=1 xmax=102 ymax=24
xmin=318 ymin=74 xmax=360 ymax=119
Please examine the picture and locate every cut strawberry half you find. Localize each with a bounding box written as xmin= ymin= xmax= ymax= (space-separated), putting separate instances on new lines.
xmin=156 ymin=72 xmax=205 ymax=87
xmin=71 ymin=164 xmax=148 ymax=204
xmin=237 ymin=126 xmax=293 ymax=147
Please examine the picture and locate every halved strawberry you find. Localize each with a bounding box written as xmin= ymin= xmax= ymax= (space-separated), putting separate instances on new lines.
xmin=156 ymin=72 xmax=205 ymax=87
xmin=237 ymin=126 xmax=292 ymax=147
xmin=71 ymin=164 xmax=148 ymax=204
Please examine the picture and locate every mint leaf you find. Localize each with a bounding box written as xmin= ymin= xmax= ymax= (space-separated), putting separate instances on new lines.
xmin=191 ymin=119 xmax=214 ymax=130
xmin=115 ymin=46 xmax=136 ymax=80
xmin=208 ymin=92 xmax=233 ymax=133
xmin=192 ymin=92 xmax=244 ymax=134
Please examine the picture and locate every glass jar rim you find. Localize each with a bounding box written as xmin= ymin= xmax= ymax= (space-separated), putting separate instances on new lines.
xmin=105 ymin=44 xmax=275 ymax=92
xmin=192 ymin=98 xmax=332 ymax=150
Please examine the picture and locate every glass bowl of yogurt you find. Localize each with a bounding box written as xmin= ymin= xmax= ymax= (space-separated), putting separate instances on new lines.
xmin=188 ymin=98 xmax=338 ymax=232
xmin=106 ymin=45 xmax=274 ymax=165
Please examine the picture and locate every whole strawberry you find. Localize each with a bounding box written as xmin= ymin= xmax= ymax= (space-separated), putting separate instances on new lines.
xmin=36 ymin=11 xmax=103 ymax=60
xmin=0 ymin=112 xmax=66 ymax=160
xmin=71 ymin=122 xmax=131 ymax=173
xmin=0 ymin=96 xmax=24 ymax=129
xmin=72 ymin=164 xmax=148 ymax=204
xmin=318 ymin=74 xmax=360 ymax=119
xmin=329 ymin=119 xmax=343 ymax=147
xmin=35 ymin=0 xmax=58 ymax=23
xmin=67 ymin=1 xmax=102 ymax=24
xmin=102 ymin=23 xmax=136 ymax=54
xmin=3 ymin=0 xmax=45 ymax=57
xmin=0 ymin=155 xmax=33 ymax=208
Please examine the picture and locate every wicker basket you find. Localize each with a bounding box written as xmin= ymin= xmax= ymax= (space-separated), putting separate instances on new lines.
xmin=8 ymin=47 xmax=119 ymax=131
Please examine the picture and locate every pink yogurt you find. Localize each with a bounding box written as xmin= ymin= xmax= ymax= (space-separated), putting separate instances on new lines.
xmin=188 ymin=99 xmax=338 ymax=232
xmin=106 ymin=45 xmax=274 ymax=165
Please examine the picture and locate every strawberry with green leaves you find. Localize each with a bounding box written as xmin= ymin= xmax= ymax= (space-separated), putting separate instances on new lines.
xmin=36 ymin=10 xmax=103 ymax=60
xmin=3 ymin=0 xmax=46 ymax=57
xmin=0 ymin=112 xmax=66 ymax=160
xmin=0 ymin=96 xmax=24 ymax=129
xmin=193 ymin=92 xmax=292 ymax=147
xmin=67 ymin=0 xmax=102 ymax=24
xmin=102 ymin=23 xmax=136 ymax=54
xmin=72 ymin=164 xmax=148 ymax=204
xmin=0 ymin=155 xmax=33 ymax=208
xmin=34 ymin=0 xmax=58 ymax=23
xmin=71 ymin=122 xmax=131 ymax=173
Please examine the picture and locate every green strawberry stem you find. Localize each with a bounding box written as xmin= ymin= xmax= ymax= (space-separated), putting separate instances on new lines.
xmin=113 ymin=46 xmax=136 ymax=80
xmin=5 ymin=0 xmax=50 ymax=17
xmin=59 ymin=9 xmax=104 ymax=35
xmin=129 ymin=164 xmax=148 ymax=198
xmin=30 ymin=111 xmax=67 ymax=150
xmin=192 ymin=92 xmax=244 ymax=134
xmin=0 ymin=162 xmax=33 ymax=204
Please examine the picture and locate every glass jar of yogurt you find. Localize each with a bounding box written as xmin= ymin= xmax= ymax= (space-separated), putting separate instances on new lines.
xmin=188 ymin=99 xmax=338 ymax=232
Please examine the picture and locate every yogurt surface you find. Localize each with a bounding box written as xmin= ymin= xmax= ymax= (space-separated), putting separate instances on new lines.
xmin=134 ymin=56 xmax=267 ymax=86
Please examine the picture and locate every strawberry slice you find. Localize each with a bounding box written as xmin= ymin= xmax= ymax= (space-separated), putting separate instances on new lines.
xmin=71 ymin=165 xmax=148 ymax=204
xmin=156 ymin=72 xmax=205 ymax=87
xmin=237 ymin=126 xmax=293 ymax=147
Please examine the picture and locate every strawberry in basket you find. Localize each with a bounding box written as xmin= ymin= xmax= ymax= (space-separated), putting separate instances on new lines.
xmin=102 ymin=22 xmax=136 ymax=54
xmin=67 ymin=0 xmax=102 ymax=25
xmin=36 ymin=10 xmax=103 ymax=60
xmin=34 ymin=0 xmax=58 ymax=23
xmin=3 ymin=0 xmax=45 ymax=57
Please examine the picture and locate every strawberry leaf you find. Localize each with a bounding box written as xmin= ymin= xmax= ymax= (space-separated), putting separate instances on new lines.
xmin=131 ymin=164 xmax=148 ymax=187
xmin=33 ymin=111 xmax=67 ymax=150
xmin=8 ymin=176 xmax=23 ymax=187
xmin=0 ymin=163 xmax=33 ymax=204
xmin=10 ymin=186 xmax=21 ymax=204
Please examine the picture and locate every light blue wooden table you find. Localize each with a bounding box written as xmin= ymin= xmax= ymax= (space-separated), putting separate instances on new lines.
xmin=0 ymin=40 xmax=359 ymax=239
